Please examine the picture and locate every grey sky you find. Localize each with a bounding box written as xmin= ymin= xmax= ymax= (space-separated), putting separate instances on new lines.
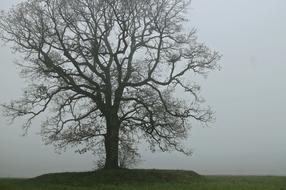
xmin=1 ymin=0 xmax=286 ymax=177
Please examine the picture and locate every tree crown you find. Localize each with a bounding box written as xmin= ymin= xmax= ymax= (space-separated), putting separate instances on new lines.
xmin=0 ymin=0 xmax=220 ymax=163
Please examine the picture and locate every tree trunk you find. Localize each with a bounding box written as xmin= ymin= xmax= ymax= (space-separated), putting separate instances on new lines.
xmin=104 ymin=112 xmax=120 ymax=169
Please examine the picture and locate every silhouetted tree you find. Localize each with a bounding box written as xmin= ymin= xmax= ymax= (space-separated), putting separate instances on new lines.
xmin=0 ymin=0 xmax=220 ymax=169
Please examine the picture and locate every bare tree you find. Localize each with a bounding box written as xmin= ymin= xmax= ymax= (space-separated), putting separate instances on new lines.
xmin=0 ymin=0 xmax=220 ymax=169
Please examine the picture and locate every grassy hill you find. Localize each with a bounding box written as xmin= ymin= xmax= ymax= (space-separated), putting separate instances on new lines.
xmin=0 ymin=169 xmax=285 ymax=190
xmin=33 ymin=169 xmax=201 ymax=185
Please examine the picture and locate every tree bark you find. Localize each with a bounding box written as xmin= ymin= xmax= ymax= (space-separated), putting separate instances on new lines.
xmin=104 ymin=111 xmax=120 ymax=169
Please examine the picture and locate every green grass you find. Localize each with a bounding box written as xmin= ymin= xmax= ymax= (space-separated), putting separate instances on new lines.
xmin=0 ymin=169 xmax=285 ymax=190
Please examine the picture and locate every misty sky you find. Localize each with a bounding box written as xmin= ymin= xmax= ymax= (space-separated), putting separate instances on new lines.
xmin=0 ymin=0 xmax=286 ymax=178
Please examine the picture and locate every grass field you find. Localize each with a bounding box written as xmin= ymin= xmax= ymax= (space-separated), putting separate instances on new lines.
xmin=0 ymin=169 xmax=285 ymax=190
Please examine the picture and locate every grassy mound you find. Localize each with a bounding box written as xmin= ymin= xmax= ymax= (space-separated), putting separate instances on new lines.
xmin=31 ymin=169 xmax=201 ymax=186
xmin=1 ymin=174 xmax=286 ymax=190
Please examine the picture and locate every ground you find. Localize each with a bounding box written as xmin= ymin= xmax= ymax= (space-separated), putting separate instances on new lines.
xmin=0 ymin=169 xmax=285 ymax=190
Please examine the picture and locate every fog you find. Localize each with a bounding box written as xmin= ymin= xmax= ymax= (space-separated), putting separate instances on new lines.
xmin=0 ymin=0 xmax=286 ymax=177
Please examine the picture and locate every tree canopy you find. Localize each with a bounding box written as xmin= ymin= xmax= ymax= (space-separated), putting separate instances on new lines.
xmin=0 ymin=0 xmax=220 ymax=169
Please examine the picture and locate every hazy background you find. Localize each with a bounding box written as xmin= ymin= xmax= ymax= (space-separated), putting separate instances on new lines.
xmin=1 ymin=0 xmax=286 ymax=177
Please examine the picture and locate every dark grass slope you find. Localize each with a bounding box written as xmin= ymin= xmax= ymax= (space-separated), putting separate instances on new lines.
xmin=1 ymin=172 xmax=286 ymax=190
xmin=32 ymin=169 xmax=201 ymax=186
